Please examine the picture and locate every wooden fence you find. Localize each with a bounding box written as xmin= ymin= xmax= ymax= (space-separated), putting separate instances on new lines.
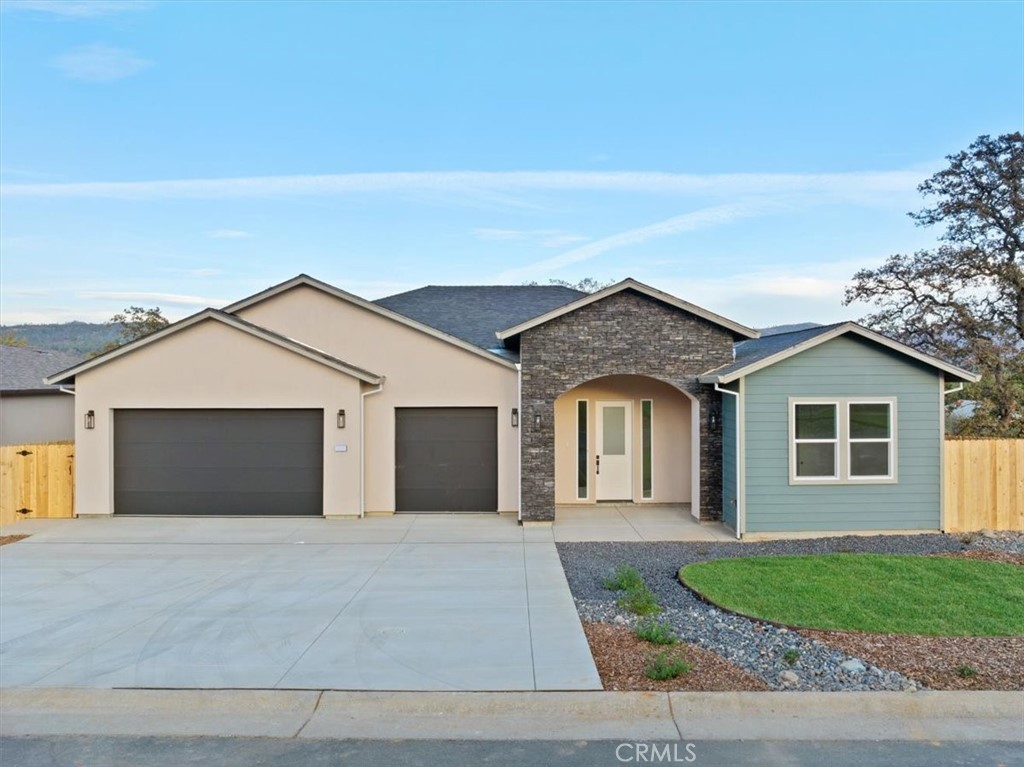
xmin=944 ymin=439 xmax=1024 ymax=533
xmin=0 ymin=443 xmax=75 ymax=527
xmin=0 ymin=439 xmax=1021 ymax=531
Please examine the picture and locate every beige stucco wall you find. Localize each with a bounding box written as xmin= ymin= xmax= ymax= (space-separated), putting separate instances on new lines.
xmin=238 ymin=285 xmax=520 ymax=512
xmin=0 ymin=393 xmax=75 ymax=445
xmin=554 ymin=375 xmax=692 ymax=505
xmin=73 ymin=318 xmax=364 ymax=517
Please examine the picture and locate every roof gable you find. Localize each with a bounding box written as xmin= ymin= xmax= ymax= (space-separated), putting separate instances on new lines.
xmin=224 ymin=274 xmax=519 ymax=369
xmin=44 ymin=309 xmax=382 ymax=385
xmin=495 ymin=278 xmax=759 ymax=341
xmin=699 ymin=322 xmax=980 ymax=384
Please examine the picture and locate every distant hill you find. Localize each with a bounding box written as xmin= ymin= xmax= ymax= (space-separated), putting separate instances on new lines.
xmin=1 ymin=321 xmax=120 ymax=356
xmin=758 ymin=322 xmax=824 ymax=336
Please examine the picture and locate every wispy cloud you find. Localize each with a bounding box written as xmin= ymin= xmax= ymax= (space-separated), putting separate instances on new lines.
xmin=52 ymin=44 xmax=152 ymax=82
xmin=0 ymin=169 xmax=928 ymax=201
xmin=497 ymin=202 xmax=781 ymax=280
xmin=206 ymin=229 xmax=253 ymax=239
xmin=189 ymin=268 xmax=224 ymax=277
xmin=651 ymin=258 xmax=877 ymax=327
xmin=473 ymin=228 xmax=590 ymax=248
xmin=2 ymin=1 xmax=156 ymax=18
xmin=77 ymin=290 xmax=228 ymax=307
xmin=7 ymin=288 xmax=50 ymax=296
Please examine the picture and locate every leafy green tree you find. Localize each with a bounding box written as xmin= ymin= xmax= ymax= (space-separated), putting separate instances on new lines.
xmin=844 ymin=133 xmax=1023 ymax=436
xmin=89 ymin=306 xmax=170 ymax=357
xmin=0 ymin=331 xmax=28 ymax=347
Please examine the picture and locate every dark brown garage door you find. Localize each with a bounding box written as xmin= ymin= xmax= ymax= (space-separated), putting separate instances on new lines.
xmin=395 ymin=407 xmax=497 ymax=512
xmin=114 ymin=409 xmax=323 ymax=516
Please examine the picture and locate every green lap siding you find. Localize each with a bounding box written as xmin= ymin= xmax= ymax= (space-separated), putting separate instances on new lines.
xmin=742 ymin=335 xmax=941 ymax=533
xmin=721 ymin=391 xmax=738 ymax=529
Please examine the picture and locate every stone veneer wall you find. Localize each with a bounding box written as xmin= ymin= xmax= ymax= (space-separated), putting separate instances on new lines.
xmin=519 ymin=290 xmax=735 ymax=522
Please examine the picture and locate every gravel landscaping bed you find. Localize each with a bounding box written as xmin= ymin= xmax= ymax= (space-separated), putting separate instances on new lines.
xmin=558 ymin=533 xmax=1009 ymax=692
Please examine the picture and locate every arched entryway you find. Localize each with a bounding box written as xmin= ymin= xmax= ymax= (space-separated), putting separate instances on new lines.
xmin=553 ymin=375 xmax=699 ymax=512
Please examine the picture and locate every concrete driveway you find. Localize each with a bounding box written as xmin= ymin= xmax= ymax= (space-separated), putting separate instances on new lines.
xmin=0 ymin=516 xmax=600 ymax=691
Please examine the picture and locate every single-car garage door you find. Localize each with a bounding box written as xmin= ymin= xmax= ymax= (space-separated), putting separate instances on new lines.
xmin=114 ymin=409 xmax=323 ymax=516
xmin=395 ymin=407 xmax=497 ymax=512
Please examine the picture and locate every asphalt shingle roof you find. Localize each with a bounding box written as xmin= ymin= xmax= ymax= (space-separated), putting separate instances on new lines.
xmin=0 ymin=346 xmax=83 ymax=391
xmin=374 ymin=285 xmax=587 ymax=355
xmin=705 ymin=323 xmax=843 ymax=379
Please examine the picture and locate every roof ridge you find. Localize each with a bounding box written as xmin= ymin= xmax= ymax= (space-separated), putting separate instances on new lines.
xmin=751 ymin=321 xmax=846 ymax=339
xmin=408 ymin=284 xmax=586 ymax=289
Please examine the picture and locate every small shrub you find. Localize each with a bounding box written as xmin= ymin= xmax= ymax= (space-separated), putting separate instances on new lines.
xmin=957 ymin=665 xmax=979 ymax=678
xmin=645 ymin=649 xmax=692 ymax=681
xmin=617 ymin=586 xmax=662 ymax=616
xmin=635 ymin=619 xmax=677 ymax=645
xmin=959 ymin=533 xmax=976 ymax=545
xmin=782 ymin=648 xmax=801 ymax=665
xmin=604 ymin=565 xmax=645 ymax=592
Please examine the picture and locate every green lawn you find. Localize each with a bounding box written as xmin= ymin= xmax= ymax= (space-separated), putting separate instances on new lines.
xmin=679 ymin=554 xmax=1024 ymax=636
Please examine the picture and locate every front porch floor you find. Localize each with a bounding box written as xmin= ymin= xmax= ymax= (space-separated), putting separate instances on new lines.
xmin=553 ymin=504 xmax=736 ymax=542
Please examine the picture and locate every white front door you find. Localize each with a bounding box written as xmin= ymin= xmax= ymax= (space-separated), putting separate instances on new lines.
xmin=596 ymin=401 xmax=632 ymax=500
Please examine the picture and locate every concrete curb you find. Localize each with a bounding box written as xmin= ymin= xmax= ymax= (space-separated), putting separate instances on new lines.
xmin=1 ymin=689 xmax=1021 ymax=741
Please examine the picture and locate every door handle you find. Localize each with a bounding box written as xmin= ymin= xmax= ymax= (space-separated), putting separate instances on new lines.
xmin=596 ymin=455 xmax=600 ymax=475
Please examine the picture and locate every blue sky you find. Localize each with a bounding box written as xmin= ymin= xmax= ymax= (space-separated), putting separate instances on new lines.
xmin=1 ymin=0 xmax=1021 ymax=327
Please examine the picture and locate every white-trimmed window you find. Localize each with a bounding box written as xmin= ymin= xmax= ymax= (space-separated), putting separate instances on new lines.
xmin=790 ymin=398 xmax=896 ymax=484
xmin=848 ymin=402 xmax=894 ymax=479
xmin=793 ymin=403 xmax=839 ymax=479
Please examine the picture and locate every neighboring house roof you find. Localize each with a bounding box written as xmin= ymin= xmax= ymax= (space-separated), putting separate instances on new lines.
xmin=223 ymin=274 xmax=520 ymax=369
xmin=495 ymin=278 xmax=760 ymax=341
xmin=698 ymin=322 xmax=980 ymax=384
xmin=0 ymin=346 xmax=82 ymax=394
xmin=374 ymin=285 xmax=586 ymax=355
xmin=44 ymin=309 xmax=383 ymax=386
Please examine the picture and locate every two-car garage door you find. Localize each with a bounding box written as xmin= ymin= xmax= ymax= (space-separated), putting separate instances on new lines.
xmin=114 ymin=409 xmax=323 ymax=516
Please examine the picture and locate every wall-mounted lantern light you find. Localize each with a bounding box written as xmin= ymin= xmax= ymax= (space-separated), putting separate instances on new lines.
xmin=337 ymin=409 xmax=346 ymax=429
xmin=511 ymin=408 xmax=519 ymax=428
xmin=534 ymin=413 xmax=542 ymax=428
xmin=709 ymin=410 xmax=718 ymax=430
xmin=84 ymin=410 xmax=95 ymax=429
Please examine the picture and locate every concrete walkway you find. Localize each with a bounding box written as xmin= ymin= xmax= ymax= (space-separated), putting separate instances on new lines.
xmin=1 ymin=688 xmax=1021 ymax=741
xmin=554 ymin=504 xmax=735 ymax=542
xmin=0 ymin=516 xmax=599 ymax=691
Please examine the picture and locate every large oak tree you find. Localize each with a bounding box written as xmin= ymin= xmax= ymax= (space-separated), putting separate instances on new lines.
xmin=845 ymin=133 xmax=1023 ymax=437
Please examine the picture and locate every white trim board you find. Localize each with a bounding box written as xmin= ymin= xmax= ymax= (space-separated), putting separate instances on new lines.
xmin=45 ymin=309 xmax=383 ymax=385
xmin=496 ymin=278 xmax=759 ymax=341
xmin=699 ymin=322 xmax=979 ymax=384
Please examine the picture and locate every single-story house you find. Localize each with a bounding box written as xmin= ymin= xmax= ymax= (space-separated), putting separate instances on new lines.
xmin=46 ymin=275 xmax=979 ymax=537
xmin=1 ymin=346 xmax=80 ymax=445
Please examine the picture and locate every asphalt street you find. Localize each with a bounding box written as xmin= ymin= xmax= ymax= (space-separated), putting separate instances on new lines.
xmin=1 ymin=737 xmax=1019 ymax=767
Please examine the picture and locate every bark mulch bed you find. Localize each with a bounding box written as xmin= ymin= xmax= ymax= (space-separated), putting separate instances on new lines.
xmin=583 ymin=621 xmax=770 ymax=692
xmin=0 ymin=535 xmax=29 ymax=546
xmin=799 ymin=629 xmax=1024 ymax=691
xmin=932 ymin=550 xmax=1024 ymax=566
